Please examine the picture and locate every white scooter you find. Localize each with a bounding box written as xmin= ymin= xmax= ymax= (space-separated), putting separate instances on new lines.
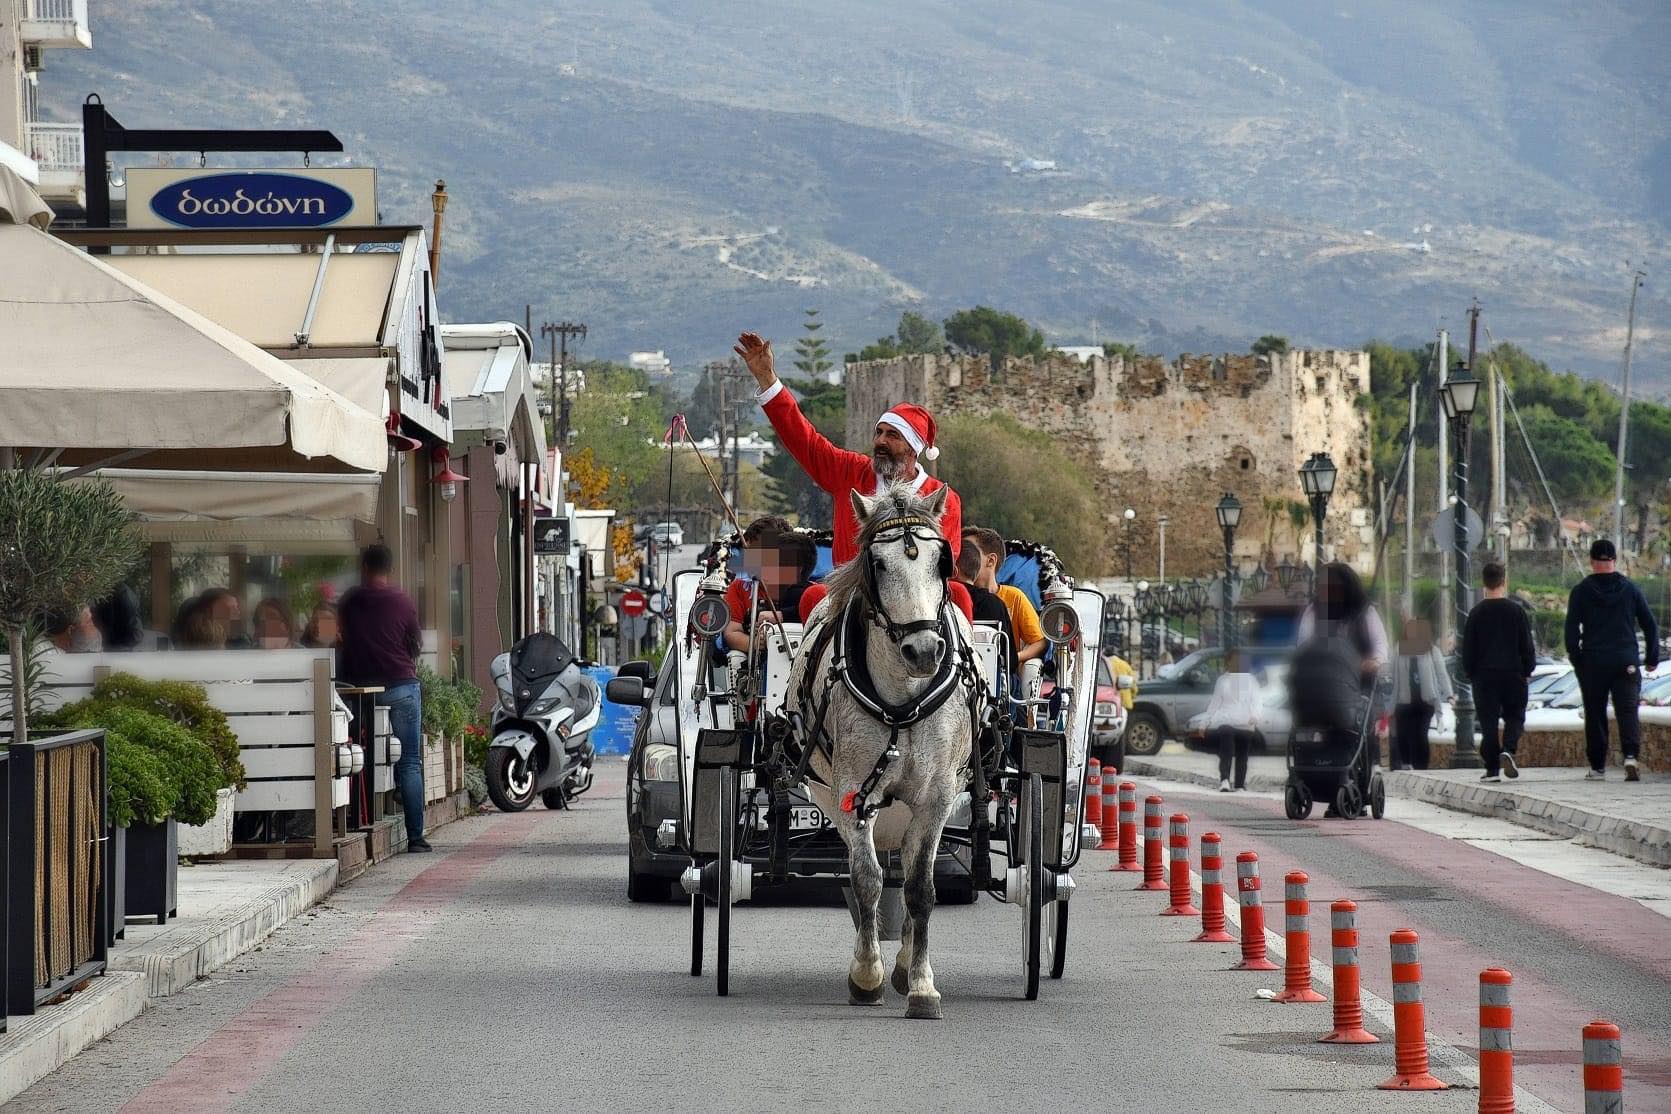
xmin=484 ymin=633 xmax=601 ymax=812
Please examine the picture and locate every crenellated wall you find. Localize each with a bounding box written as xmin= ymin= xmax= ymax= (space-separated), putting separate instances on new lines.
xmin=844 ymin=350 xmax=1375 ymax=576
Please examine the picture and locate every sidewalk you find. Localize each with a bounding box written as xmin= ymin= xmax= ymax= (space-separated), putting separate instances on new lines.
xmin=1120 ymin=747 xmax=1671 ymax=868
xmin=0 ymin=858 xmax=336 ymax=1104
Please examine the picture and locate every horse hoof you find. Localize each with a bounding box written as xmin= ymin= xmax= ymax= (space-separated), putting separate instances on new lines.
xmin=847 ymin=976 xmax=885 ymax=1006
xmin=905 ymin=993 xmax=943 ymax=1020
xmin=891 ymin=965 xmax=909 ymax=996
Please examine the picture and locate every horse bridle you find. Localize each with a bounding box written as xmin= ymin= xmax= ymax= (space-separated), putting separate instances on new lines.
xmin=858 ymin=513 xmax=951 ymax=646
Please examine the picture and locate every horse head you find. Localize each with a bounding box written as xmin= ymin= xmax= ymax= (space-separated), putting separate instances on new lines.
xmin=847 ymin=484 xmax=952 ymax=678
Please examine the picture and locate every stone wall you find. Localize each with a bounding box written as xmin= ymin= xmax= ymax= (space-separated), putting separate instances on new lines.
xmin=845 ymin=350 xmax=1375 ymax=576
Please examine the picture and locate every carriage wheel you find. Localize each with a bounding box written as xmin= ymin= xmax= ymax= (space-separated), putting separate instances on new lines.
xmin=1021 ymin=773 xmax=1044 ymax=1001
xmin=716 ymin=766 xmax=736 ymax=998
xmin=689 ymin=891 xmax=704 ymax=977
xmin=1045 ymin=894 xmax=1069 ymax=980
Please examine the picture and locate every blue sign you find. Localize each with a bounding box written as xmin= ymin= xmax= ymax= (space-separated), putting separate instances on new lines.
xmin=584 ymin=665 xmax=638 ymax=756
xmin=148 ymin=171 xmax=356 ymax=229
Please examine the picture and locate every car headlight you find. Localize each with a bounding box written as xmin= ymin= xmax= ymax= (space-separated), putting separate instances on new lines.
xmin=642 ymin=743 xmax=679 ymax=782
xmin=1095 ymin=702 xmax=1118 ymax=718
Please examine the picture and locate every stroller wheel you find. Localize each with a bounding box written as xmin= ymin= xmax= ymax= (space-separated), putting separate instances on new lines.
xmin=1284 ymin=781 xmax=1313 ymax=821
xmin=1370 ymin=774 xmax=1386 ymax=820
xmin=1335 ymin=782 xmax=1363 ymax=820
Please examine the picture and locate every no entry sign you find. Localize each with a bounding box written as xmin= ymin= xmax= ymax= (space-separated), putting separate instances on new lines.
xmin=620 ymin=589 xmax=649 ymax=617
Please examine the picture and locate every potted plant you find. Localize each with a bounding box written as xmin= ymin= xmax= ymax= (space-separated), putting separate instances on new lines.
xmin=0 ymin=467 xmax=141 ymax=943
xmin=83 ymin=675 xmax=246 ymax=856
xmin=46 ymin=701 xmax=223 ymax=923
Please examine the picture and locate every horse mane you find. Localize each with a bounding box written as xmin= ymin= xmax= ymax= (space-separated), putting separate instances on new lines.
xmin=819 ymin=483 xmax=944 ymax=616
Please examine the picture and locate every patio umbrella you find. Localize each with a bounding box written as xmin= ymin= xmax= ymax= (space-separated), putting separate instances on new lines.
xmin=0 ymin=165 xmax=384 ymax=475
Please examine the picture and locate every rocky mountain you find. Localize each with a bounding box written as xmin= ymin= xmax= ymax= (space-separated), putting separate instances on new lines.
xmin=47 ymin=0 xmax=1669 ymax=382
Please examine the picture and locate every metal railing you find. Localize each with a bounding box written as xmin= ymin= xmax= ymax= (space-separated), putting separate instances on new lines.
xmin=25 ymin=121 xmax=83 ymax=173
xmin=24 ymin=0 xmax=87 ymax=24
xmin=5 ymin=729 xmax=107 ymax=1015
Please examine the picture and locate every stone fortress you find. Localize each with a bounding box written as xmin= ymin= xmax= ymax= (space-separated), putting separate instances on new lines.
xmin=844 ymin=350 xmax=1376 ymax=577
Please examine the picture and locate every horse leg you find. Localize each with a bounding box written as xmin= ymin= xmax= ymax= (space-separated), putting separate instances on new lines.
xmin=845 ymin=823 xmax=886 ymax=1005
xmin=897 ymin=791 xmax=954 ymax=1020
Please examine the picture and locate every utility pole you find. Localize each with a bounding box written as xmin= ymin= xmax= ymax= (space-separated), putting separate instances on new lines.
xmin=540 ymin=321 xmax=587 ymax=447
xmin=1436 ymin=328 xmax=1450 ymax=647
xmin=1403 ymin=380 xmax=1417 ymax=621
xmin=1612 ymin=268 xmax=1646 ymax=551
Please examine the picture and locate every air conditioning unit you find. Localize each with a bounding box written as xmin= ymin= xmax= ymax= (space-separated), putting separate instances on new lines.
xmin=24 ymin=45 xmax=44 ymax=71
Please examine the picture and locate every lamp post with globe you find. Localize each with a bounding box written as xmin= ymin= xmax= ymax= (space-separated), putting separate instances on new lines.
xmin=1441 ymin=370 xmax=1483 ymax=769
xmin=1215 ymin=493 xmax=1242 ymax=651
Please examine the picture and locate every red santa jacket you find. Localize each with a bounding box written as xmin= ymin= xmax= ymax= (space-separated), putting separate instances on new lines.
xmin=760 ymin=381 xmax=962 ymax=566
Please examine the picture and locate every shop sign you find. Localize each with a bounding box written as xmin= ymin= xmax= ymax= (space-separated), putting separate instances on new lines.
xmin=534 ymin=515 xmax=571 ymax=555
xmin=127 ymin=167 xmax=377 ymax=229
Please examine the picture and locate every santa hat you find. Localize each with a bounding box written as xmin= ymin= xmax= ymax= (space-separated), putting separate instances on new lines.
xmin=877 ymin=403 xmax=940 ymax=461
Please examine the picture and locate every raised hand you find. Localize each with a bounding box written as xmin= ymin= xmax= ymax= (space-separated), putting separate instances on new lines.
xmin=734 ymin=332 xmax=776 ymax=389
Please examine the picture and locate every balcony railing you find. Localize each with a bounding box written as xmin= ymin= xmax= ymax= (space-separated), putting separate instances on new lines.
xmin=25 ymin=121 xmax=82 ymax=174
xmin=20 ymin=0 xmax=91 ymax=48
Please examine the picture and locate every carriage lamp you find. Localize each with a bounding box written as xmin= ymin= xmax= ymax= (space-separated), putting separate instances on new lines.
xmin=690 ymin=591 xmax=731 ymax=638
xmin=432 ymin=445 xmax=468 ymax=502
xmin=1039 ymin=582 xmax=1080 ymax=646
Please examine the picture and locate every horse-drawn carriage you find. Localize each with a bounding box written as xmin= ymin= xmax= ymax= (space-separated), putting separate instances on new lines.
xmin=611 ymin=487 xmax=1106 ymax=1015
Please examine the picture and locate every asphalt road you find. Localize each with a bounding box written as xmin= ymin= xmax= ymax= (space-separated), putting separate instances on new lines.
xmin=13 ymin=766 xmax=1666 ymax=1113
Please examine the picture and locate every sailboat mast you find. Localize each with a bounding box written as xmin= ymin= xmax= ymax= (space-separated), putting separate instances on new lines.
xmin=1612 ymin=268 xmax=1646 ymax=550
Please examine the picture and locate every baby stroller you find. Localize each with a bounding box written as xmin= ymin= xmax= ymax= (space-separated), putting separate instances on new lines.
xmin=1282 ymin=632 xmax=1386 ymax=821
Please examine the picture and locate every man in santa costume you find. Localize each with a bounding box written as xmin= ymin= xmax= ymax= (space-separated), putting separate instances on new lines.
xmin=733 ymin=330 xmax=971 ymax=622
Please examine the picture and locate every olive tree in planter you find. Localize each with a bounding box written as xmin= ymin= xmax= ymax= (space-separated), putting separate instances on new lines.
xmin=0 ymin=467 xmax=141 ymax=744
xmin=0 ymin=468 xmax=140 ymax=939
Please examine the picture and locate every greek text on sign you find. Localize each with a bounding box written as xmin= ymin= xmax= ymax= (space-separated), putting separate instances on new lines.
xmin=126 ymin=168 xmax=377 ymax=230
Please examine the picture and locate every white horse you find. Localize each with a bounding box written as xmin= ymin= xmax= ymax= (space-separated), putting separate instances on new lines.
xmin=787 ymin=483 xmax=978 ymax=1020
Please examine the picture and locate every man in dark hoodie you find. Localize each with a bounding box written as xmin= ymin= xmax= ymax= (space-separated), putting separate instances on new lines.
xmin=1462 ymin=562 xmax=1536 ymax=782
xmin=1564 ymin=539 xmax=1660 ymax=782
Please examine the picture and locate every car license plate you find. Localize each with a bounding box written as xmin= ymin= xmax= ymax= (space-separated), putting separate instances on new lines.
xmin=790 ymin=805 xmax=824 ymax=830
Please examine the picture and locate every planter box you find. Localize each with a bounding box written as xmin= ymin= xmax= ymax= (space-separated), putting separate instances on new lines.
xmin=177 ymin=787 xmax=236 ymax=857
xmin=423 ymin=735 xmax=445 ymax=804
xmin=107 ymin=824 xmax=127 ymax=943
xmin=125 ymin=818 xmax=179 ymax=925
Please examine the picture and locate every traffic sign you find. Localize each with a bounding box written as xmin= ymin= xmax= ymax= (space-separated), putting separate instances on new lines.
xmin=620 ymin=589 xmax=649 ymax=617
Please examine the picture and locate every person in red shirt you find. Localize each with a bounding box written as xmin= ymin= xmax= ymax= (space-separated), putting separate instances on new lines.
xmin=732 ymin=330 xmax=972 ymax=624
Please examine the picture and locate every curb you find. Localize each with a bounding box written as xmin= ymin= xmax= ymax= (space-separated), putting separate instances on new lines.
xmin=0 ymin=971 xmax=148 ymax=1105
xmin=1384 ymin=772 xmax=1671 ymax=869
xmin=109 ymin=860 xmax=339 ymax=998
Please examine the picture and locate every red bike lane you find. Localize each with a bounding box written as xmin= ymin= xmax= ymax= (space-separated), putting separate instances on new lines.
xmin=1112 ymin=779 xmax=1671 ymax=1111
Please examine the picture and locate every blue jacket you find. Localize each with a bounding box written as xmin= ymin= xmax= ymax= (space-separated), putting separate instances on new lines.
xmin=1564 ymin=573 xmax=1659 ymax=671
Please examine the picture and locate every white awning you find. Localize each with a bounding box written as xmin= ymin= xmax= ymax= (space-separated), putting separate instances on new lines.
xmin=92 ymin=468 xmax=380 ymax=550
xmin=0 ymin=166 xmax=386 ymax=474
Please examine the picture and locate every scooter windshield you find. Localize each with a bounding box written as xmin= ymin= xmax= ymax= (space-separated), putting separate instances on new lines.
xmin=511 ymin=633 xmax=578 ymax=688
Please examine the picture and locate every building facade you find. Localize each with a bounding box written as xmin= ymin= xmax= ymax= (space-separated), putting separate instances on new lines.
xmin=845 ymin=350 xmax=1376 ymax=576
xmin=0 ymin=0 xmax=91 ymax=208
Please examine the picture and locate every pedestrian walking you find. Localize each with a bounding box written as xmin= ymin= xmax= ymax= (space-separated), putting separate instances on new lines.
xmin=1462 ymin=562 xmax=1536 ymax=783
xmin=339 ymin=544 xmax=430 ymax=849
xmin=1564 ymin=539 xmax=1660 ymax=782
xmin=1392 ymin=618 xmax=1452 ymax=771
xmin=1203 ymin=651 xmax=1259 ymax=791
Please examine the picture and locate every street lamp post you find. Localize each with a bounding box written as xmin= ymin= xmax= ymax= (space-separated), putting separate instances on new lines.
xmin=1157 ymin=513 xmax=1169 ymax=584
xmin=1441 ymin=370 xmax=1483 ymax=769
xmin=1216 ymin=493 xmax=1242 ymax=651
xmin=1298 ymin=452 xmax=1337 ymax=604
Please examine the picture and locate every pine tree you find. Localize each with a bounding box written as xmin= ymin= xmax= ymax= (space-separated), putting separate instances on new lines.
xmin=793 ymin=309 xmax=834 ymax=383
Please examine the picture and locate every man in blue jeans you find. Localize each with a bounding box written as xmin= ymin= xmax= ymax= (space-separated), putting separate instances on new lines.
xmin=339 ymin=544 xmax=430 ymax=850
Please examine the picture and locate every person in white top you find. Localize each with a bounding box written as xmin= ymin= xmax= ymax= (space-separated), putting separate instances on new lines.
xmin=1204 ymin=652 xmax=1260 ymax=791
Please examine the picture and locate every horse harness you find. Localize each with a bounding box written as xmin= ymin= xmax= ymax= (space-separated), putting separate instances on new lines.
xmin=783 ymin=513 xmax=983 ymax=831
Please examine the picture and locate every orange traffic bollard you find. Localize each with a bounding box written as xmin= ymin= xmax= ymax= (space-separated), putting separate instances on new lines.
xmin=1113 ymin=783 xmax=1140 ymax=869
xmin=1163 ymin=813 xmax=1200 ymax=916
xmin=1137 ymin=795 xmax=1167 ymax=890
xmin=1478 ymin=969 xmax=1513 ymax=1114
xmin=1378 ymin=929 xmax=1448 ymax=1090
xmin=1272 ymin=871 xmax=1326 ymax=1003
xmin=1085 ymin=759 xmax=1104 ymax=832
xmin=1319 ymin=901 xmax=1377 ymax=1043
xmin=1097 ymin=771 xmax=1120 ymax=850
xmin=1192 ymin=832 xmax=1235 ymax=942
xmin=1231 ymin=851 xmax=1279 ymax=971
xmin=1583 ymin=1020 xmax=1622 ymax=1113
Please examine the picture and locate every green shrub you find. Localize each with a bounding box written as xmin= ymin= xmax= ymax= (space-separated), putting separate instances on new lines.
xmin=84 ymin=674 xmax=245 ymax=789
xmin=105 ymin=728 xmax=173 ymax=829
xmin=47 ymin=702 xmax=224 ymax=826
xmin=418 ymin=665 xmax=481 ymax=741
xmin=1531 ymin=609 xmax=1567 ymax=656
